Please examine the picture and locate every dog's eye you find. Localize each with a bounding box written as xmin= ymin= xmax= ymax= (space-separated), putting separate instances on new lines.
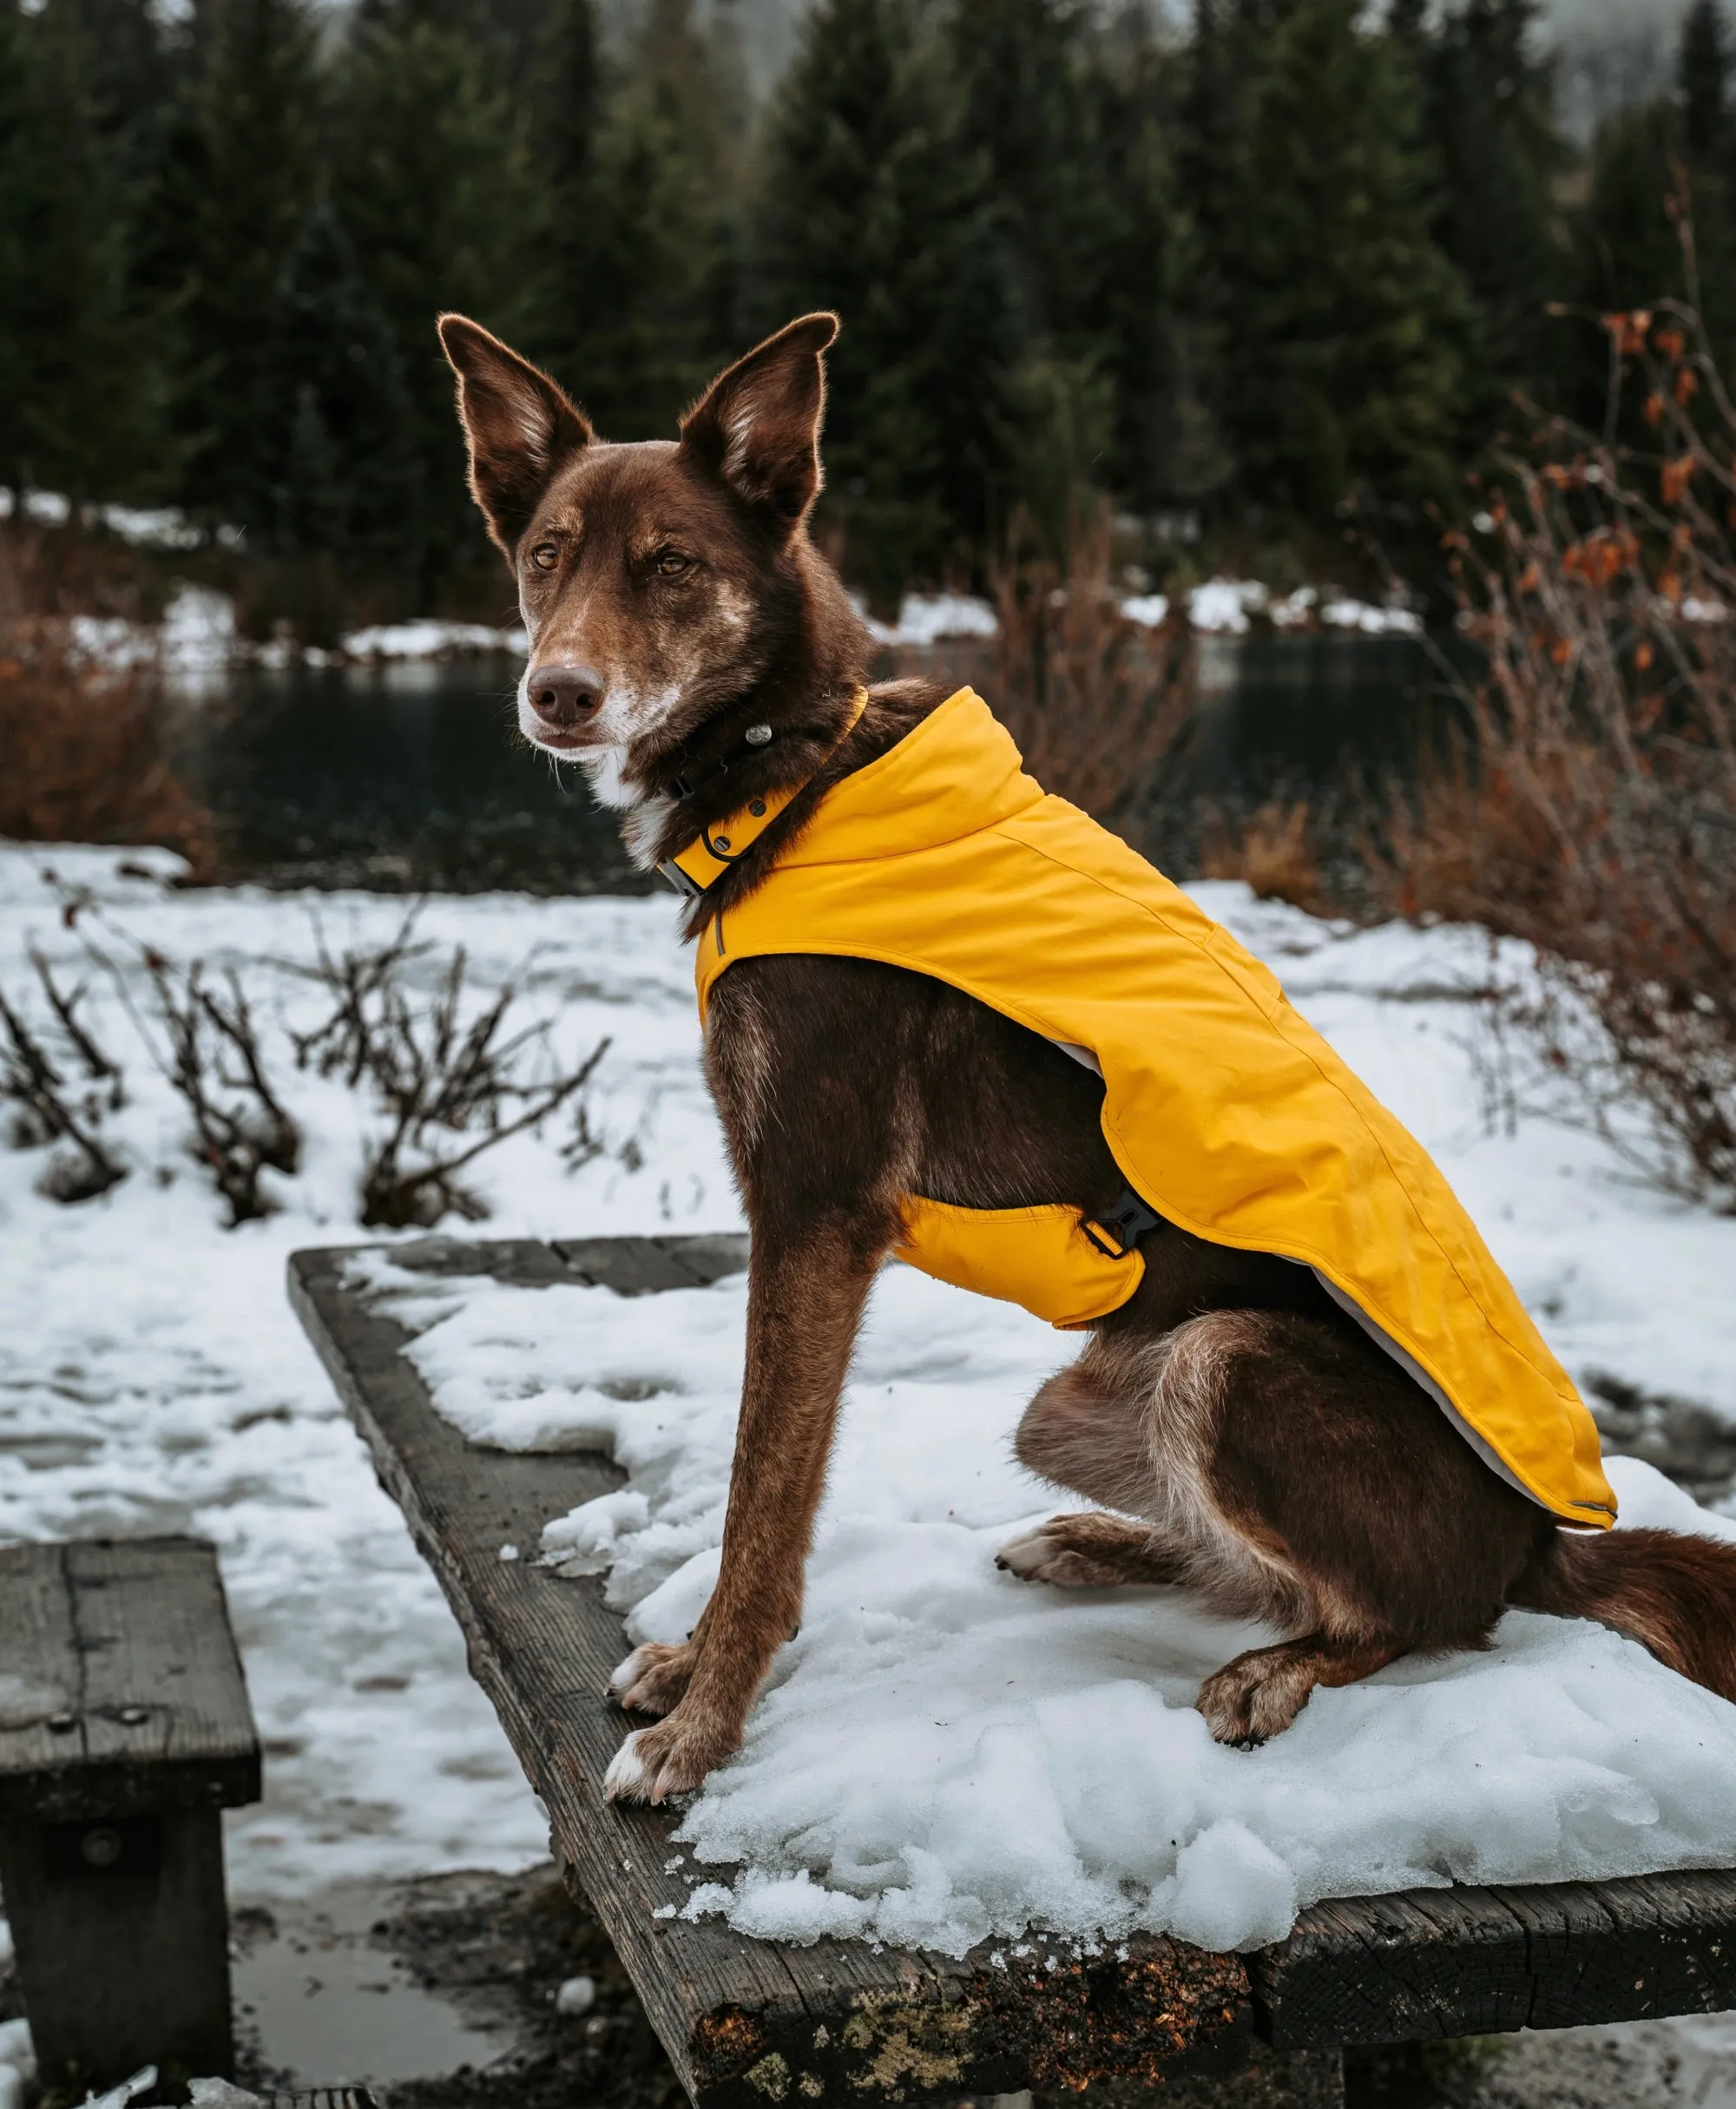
xmin=529 ymin=542 xmax=560 ymax=572
xmin=654 ymin=549 xmax=693 ymax=577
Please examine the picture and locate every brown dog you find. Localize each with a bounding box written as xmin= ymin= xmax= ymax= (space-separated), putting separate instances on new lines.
xmin=438 ymin=307 xmax=1736 ymax=1805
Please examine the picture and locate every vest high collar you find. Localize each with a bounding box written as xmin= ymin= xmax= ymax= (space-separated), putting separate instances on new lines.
xmin=658 ymin=686 xmax=869 ymax=899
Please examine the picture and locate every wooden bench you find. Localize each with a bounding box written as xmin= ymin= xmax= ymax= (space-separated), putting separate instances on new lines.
xmin=289 ymin=1233 xmax=1736 ymax=2107
xmin=0 ymin=1537 xmax=261 ymax=2096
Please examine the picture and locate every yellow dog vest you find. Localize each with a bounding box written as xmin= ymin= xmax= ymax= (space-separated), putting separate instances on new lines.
xmin=681 ymin=687 xmax=1615 ymax=1528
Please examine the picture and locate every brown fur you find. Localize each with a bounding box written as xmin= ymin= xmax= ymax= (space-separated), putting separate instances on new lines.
xmin=439 ymin=309 xmax=1736 ymax=1803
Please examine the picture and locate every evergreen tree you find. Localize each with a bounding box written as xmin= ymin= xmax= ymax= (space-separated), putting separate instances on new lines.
xmin=0 ymin=1 xmax=174 ymax=497
xmin=539 ymin=0 xmax=739 ymax=438
xmin=1680 ymin=0 xmax=1729 ymax=158
xmin=524 ymin=0 xmax=605 ymax=391
xmin=1410 ymin=0 xmax=1566 ymax=433
xmin=1076 ymin=24 xmax=1217 ymax=519
xmin=265 ymin=202 xmax=424 ymax=563
xmin=753 ymin=0 xmax=1014 ymax=592
xmin=947 ymin=0 xmax=1192 ymax=538
xmin=1572 ymin=104 xmax=1689 ymax=323
xmin=1184 ymin=0 xmax=1470 ymax=528
xmin=333 ymin=0 xmax=541 ymax=585
xmin=1565 ymin=3 xmax=1735 ymax=405
xmin=1676 ymin=0 xmax=1736 ymax=346
xmin=147 ymin=0 xmax=324 ymax=526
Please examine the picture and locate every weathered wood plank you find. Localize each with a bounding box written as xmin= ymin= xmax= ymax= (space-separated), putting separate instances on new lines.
xmin=287 ymin=1237 xmax=1251 ymax=2107
xmin=554 ymin=1235 xmax=716 ymax=1294
xmin=0 ymin=1539 xmax=260 ymax=1821
xmin=1253 ymin=1870 xmax=1736 ymax=2048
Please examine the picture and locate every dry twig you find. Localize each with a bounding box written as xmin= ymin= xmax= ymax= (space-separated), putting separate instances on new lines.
xmin=0 ymin=981 xmax=127 ymax=1201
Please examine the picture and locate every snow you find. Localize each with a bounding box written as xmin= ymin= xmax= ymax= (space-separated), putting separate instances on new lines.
xmin=857 ymin=592 xmax=1000 ymax=647
xmin=340 ymin=619 xmax=528 ymax=661
xmin=1 ymin=486 xmax=212 ymax=551
xmin=4 ymin=847 xmax=1736 ymax=1962
xmin=1185 ymin=578 xmax=1266 ymax=634
xmin=66 ymin=585 xmax=236 ymax=689
xmin=1180 ymin=579 xmax=1422 ymax=636
xmin=358 ymin=1256 xmax=1736 ymax=1960
xmin=0 ymin=2017 xmax=34 ymax=2109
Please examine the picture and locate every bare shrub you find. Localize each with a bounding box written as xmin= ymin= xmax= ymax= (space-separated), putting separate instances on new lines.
xmin=0 ymin=952 xmax=128 ymax=1200
xmin=284 ymin=915 xmax=609 ymax=1228
xmin=984 ymin=508 xmax=1196 ymax=822
xmin=0 ymin=529 xmax=215 ymax=871
xmin=145 ymin=956 xmax=302 ymax=1225
xmin=1199 ymin=796 xmax=1326 ymax=911
xmin=1372 ymin=293 xmax=1736 ymax=1208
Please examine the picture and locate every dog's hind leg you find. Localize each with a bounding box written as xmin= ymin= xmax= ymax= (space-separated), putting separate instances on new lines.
xmin=997 ymin=1510 xmax=1186 ymax=1588
xmin=1195 ymin=1630 xmax=1405 ymax=1744
xmin=999 ymin=1337 xmax=1189 ymax=1587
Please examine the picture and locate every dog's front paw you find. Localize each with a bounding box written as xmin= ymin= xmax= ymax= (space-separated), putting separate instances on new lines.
xmin=603 ymin=1707 xmax=736 ymax=1804
xmin=608 ymin=1639 xmax=698 ymax=1717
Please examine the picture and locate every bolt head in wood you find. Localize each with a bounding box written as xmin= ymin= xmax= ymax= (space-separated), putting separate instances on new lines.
xmin=80 ymin=1825 xmax=124 ymax=1869
xmin=118 ymin=1705 xmax=148 ymax=1725
xmin=47 ymin=1711 xmax=76 ymax=1733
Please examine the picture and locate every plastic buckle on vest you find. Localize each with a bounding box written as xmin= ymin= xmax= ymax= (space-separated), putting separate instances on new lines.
xmin=656 ymin=857 xmax=707 ymax=900
xmin=1082 ymin=1188 xmax=1160 ymax=1258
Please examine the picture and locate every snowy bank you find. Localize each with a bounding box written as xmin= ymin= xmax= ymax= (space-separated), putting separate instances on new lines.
xmin=2 ymin=849 xmax=1734 ymax=1942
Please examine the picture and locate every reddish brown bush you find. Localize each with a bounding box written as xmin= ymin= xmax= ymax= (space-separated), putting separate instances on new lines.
xmin=1375 ymin=297 xmax=1736 ymax=1206
xmin=0 ymin=529 xmax=215 ymax=872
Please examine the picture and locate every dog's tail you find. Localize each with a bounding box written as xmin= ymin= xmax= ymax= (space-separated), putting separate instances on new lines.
xmin=1510 ymin=1526 xmax=1736 ymax=1701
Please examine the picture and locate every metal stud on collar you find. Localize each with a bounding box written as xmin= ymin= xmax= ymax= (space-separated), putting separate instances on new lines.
xmin=745 ymin=723 xmax=773 ymax=746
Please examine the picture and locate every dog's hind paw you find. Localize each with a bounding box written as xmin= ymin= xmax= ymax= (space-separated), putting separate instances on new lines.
xmin=995 ymin=1512 xmax=1180 ymax=1589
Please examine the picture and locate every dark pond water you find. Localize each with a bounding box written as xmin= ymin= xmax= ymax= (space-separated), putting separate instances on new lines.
xmin=189 ymin=634 xmax=1447 ymax=893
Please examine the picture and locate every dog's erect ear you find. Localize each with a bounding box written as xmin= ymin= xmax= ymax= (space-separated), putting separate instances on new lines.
xmin=678 ymin=313 xmax=838 ymax=526
xmin=437 ymin=313 xmax=593 ymax=554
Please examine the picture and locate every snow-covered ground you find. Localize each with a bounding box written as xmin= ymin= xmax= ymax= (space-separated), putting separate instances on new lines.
xmin=3 ymin=846 xmax=1736 ymax=1974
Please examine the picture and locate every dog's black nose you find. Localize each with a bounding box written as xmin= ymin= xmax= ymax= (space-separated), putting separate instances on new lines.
xmin=528 ymin=663 xmax=604 ymax=727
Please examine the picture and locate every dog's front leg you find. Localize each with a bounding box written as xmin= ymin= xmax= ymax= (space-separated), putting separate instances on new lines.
xmin=603 ymin=1224 xmax=878 ymax=1803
